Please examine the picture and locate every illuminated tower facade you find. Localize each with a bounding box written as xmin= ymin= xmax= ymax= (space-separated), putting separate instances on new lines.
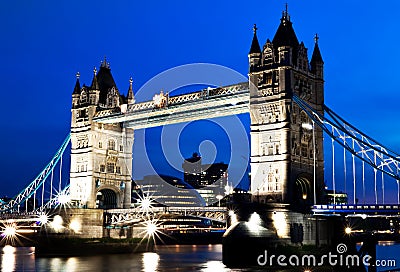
xmin=70 ymin=59 xmax=134 ymax=209
xmin=249 ymin=8 xmax=324 ymax=208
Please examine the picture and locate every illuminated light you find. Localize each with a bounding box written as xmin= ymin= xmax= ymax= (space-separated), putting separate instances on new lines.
xmin=1 ymin=245 xmax=16 ymax=272
xmin=50 ymin=215 xmax=64 ymax=232
xmin=38 ymin=214 xmax=48 ymax=225
xmin=58 ymin=194 xmax=71 ymax=204
xmin=272 ymin=212 xmax=288 ymax=238
xmin=142 ymin=252 xmax=160 ymax=272
xmin=361 ymin=214 xmax=367 ymax=220
xmin=302 ymin=194 xmax=307 ymax=200
xmin=302 ymin=123 xmax=313 ymax=130
xmin=1 ymin=223 xmax=23 ymax=246
xmin=146 ymin=222 xmax=157 ymax=236
xmin=69 ymin=219 xmax=81 ymax=233
xmin=65 ymin=258 xmax=78 ymax=271
xmin=2 ymin=245 xmax=16 ymax=254
xmin=141 ymin=198 xmax=152 ymax=210
xmin=3 ymin=226 xmax=16 ymax=237
xmin=345 ymin=227 xmax=352 ymax=235
xmin=228 ymin=210 xmax=235 ymax=216
xmin=203 ymin=260 xmax=226 ymax=272
xmin=249 ymin=212 xmax=262 ymax=226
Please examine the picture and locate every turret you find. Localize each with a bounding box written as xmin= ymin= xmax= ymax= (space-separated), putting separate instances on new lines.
xmin=272 ymin=4 xmax=299 ymax=66
xmin=310 ymin=34 xmax=324 ymax=79
xmin=72 ymin=72 xmax=81 ymax=108
xmin=127 ymin=77 xmax=135 ymax=104
xmin=249 ymin=24 xmax=261 ymax=72
xmin=89 ymin=67 xmax=100 ymax=105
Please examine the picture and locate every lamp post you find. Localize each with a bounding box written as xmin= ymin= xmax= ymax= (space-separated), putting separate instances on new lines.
xmin=302 ymin=121 xmax=316 ymax=205
xmin=216 ymin=195 xmax=223 ymax=207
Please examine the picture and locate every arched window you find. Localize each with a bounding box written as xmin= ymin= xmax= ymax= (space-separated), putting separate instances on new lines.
xmin=80 ymin=90 xmax=88 ymax=103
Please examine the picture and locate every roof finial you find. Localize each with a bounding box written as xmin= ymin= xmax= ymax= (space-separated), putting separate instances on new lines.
xmin=100 ymin=56 xmax=110 ymax=68
xmin=76 ymin=72 xmax=80 ymax=80
xmin=253 ymin=24 xmax=258 ymax=34
xmin=282 ymin=3 xmax=290 ymax=22
xmin=314 ymin=33 xmax=319 ymax=44
xmin=93 ymin=67 xmax=97 ymax=75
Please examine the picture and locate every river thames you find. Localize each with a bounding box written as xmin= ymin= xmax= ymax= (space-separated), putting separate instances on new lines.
xmin=1 ymin=243 xmax=400 ymax=272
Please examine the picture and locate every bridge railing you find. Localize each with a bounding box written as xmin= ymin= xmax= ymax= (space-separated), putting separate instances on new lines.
xmin=125 ymin=82 xmax=248 ymax=113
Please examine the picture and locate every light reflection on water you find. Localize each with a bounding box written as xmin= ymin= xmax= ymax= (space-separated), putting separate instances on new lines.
xmin=0 ymin=243 xmax=399 ymax=272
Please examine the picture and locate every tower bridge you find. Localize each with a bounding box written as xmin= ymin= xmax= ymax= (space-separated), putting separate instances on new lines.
xmin=1 ymin=9 xmax=400 ymax=267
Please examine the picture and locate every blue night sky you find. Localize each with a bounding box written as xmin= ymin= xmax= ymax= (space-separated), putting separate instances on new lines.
xmin=1 ymin=1 xmax=400 ymax=202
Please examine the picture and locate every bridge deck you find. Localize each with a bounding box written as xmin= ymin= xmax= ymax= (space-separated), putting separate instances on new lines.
xmin=94 ymin=83 xmax=250 ymax=129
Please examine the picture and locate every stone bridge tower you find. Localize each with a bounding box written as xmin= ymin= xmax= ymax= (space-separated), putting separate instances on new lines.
xmin=249 ymin=8 xmax=324 ymax=208
xmin=69 ymin=59 xmax=134 ymax=209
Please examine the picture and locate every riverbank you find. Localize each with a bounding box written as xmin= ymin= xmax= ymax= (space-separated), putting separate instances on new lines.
xmin=34 ymin=237 xmax=154 ymax=257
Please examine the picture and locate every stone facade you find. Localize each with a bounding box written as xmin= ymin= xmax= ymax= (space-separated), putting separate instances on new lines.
xmin=249 ymin=9 xmax=325 ymax=207
xmin=70 ymin=60 xmax=134 ymax=209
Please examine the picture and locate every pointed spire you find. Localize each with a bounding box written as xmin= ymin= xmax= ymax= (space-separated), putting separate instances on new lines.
xmin=311 ymin=33 xmax=324 ymax=78
xmin=90 ymin=66 xmax=99 ymax=89
xmin=73 ymin=72 xmax=81 ymax=94
xmin=249 ymin=24 xmax=261 ymax=54
xmin=127 ymin=77 xmax=135 ymax=104
xmin=100 ymin=56 xmax=110 ymax=69
xmin=272 ymin=4 xmax=298 ymax=50
xmin=311 ymin=33 xmax=323 ymax=64
xmin=281 ymin=3 xmax=291 ymax=24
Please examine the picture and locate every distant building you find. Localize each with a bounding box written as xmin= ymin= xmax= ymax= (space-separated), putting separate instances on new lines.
xmin=136 ymin=174 xmax=205 ymax=207
xmin=182 ymin=153 xmax=229 ymax=205
xmin=325 ymin=190 xmax=348 ymax=205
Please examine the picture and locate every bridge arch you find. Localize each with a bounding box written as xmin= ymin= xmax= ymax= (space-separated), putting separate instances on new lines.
xmin=294 ymin=176 xmax=311 ymax=204
xmin=96 ymin=187 xmax=120 ymax=209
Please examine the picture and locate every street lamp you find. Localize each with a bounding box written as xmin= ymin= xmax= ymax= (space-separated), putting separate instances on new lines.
xmin=302 ymin=121 xmax=316 ymax=205
xmin=216 ymin=195 xmax=223 ymax=207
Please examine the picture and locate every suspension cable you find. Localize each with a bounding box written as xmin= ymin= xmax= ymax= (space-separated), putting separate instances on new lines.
xmin=59 ymin=154 xmax=63 ymax=193
xmin=50 ymin=168 xmax=54 ymax=200
xmin=352 ymin=139 xmax=356 ymax=204
xmin=41 ymin=176 xmax=45 ymax=208
xmin=332 ymin=129 xmax=336 ymax=205
xmin=381 ymin=166 xmax=385 ymax=204
xmin=362 ymin=150 xmax=365 ymax=204
xmin=374 ymin=152 xmax=378 ymax=204
xmin=343 ymin=138 xmax=347 ymax=194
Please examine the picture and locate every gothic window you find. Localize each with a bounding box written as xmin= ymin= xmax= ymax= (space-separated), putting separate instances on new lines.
xmin=107 ymin=162 xmax=115 ymax=173
xmin=301 ymin=144 xmax=308 ymax=157
xmin=80 ymin=165 xmax=85 ymax=172
xmin=276 ymin=144 xmax=280 ymax=155
xmin=275 ymin=177 xmax=281 ymax=191
xmin=108 ymin=139 xmax=116 ymax=151
xmin=267 ymin=173 xmax=274 ymax=192
xmin=265 ymin=73 xmax=272 ymax=84
xmin=300 ymin=111 xmax=308 ymax=125
xmin=106 ymin=87 xmax=119 ymax=108
xmin=116 ymin=166 xmax=121 ymax=174
xmin=99 ymin=142 xmax=102 ymax=149
xmin=79 ymin=109 xmax=86 ymax=118
xmin=268 ymin=145 xmax=274 ymax=156
xmin=100 ymin=165 xmax=105 ymax=172
xmin=119 ymin=145 xmax=123 ymax=152
xmin=80 ymin=91 xmax=88 ymax=103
